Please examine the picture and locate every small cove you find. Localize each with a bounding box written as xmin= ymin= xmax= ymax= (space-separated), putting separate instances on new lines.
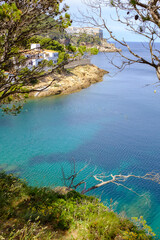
xmin=0 ymin=43 xmax=160 ymax=237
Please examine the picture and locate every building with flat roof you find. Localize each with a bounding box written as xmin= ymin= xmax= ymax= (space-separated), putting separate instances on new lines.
xmin=31 ymin=43 xmax=40 ymax=50
xmin=66 ymin=27 xmax=103 ymax=39
xmin=24 ymin=44 xmax=59 ymax=68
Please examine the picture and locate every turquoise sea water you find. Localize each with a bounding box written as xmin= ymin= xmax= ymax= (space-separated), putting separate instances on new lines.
xmin=0 ymin=43 xmax=160 ymax=237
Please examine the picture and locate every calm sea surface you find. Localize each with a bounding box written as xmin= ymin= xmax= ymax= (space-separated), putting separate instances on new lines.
xmin=0 ymin=42 xmax=160 ymax=237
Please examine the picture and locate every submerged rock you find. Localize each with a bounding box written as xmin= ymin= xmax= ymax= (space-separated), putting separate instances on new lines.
xmin=0 ymin=163 xmax=19 ymax=173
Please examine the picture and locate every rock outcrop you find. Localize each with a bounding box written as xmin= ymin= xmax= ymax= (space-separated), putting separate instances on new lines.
xmin=97 ymin=39 xmax=121 ymax=52
xmin=29 ymin=64 xmax=108 ymax=98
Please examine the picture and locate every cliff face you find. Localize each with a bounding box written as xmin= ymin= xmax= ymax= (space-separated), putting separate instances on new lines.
xmin=29 ymin=64 xmax=108 ymax=98
xmin=98 ymin=39 xmax=121 ymax=52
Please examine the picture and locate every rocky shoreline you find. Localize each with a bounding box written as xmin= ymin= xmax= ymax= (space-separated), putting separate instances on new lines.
xmin=98 ymin=46 xmax=121 ymax=52
xmin=29 ymin=64 xmax=108 ymax=98
xmin=97 ymin=41 xmax=121 ymax=52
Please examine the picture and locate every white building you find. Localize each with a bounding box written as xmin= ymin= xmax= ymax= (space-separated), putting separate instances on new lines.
xmin=43 ymin=50 xmax=59 ymax=63
xmin=66 ymin=27 xmax=103 ymax=39
xmin=30 ymin=43 xmax=41 ymax=50
xmin=26 ymin=44 xmax=59 ymax=68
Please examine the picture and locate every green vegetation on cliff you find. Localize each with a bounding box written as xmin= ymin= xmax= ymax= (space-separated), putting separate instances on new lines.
xmin=67 ymin=33 xmax=101 ymax=47
xmin=0 ymin=172 xmax=154 ymax=239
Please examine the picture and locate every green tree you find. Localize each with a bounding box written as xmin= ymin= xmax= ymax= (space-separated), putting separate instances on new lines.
xmin=78 ymin=45 xmax=86 ymax=55
xmin=66 ymin=43 xmax=77 ymax=53
xmin=0 ymin=0 xmax=71 ymax=114
xmin=87 ymin=47 xmax=99 ymax=55
xmin=69 ymin=33 xmax=101 ymax=46
xmin=28 ymin=36 xmax=65 ymax=52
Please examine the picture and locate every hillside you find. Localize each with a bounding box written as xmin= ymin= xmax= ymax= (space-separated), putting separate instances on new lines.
xmin=0 ymin=172 xmax=154 ymax=239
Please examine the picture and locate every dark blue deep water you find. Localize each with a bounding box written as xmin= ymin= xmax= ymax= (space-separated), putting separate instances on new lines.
xmin=0 ymin=42 xmax=160 ymax=237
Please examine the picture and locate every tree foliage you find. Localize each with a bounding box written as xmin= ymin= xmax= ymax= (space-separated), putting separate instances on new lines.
xmin=28 ymin=36 xmax=65 ymax=52
xmin=68 ymin=32 xmax=101 ymax=46
xmin=78 ymin=45 xmax=99 ymax=55
xmin=0 ymin=0 xmax=71 ymax=114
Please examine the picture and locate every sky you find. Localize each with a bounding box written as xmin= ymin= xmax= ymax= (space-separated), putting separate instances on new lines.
xmin=64 ymin=0 xmax=157 ymax=42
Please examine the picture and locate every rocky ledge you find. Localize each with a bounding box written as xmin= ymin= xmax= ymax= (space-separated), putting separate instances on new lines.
xmin=97 ymin=46 xmax=121 ymax=52
xmin=29 ymin=64 xmax=108 ymax=98
xmin=97 ymin=40 xmax=121 ymax=52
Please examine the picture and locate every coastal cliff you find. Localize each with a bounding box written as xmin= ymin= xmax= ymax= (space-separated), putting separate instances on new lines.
xmin=29 ymin=64 xmax=108 ymax=98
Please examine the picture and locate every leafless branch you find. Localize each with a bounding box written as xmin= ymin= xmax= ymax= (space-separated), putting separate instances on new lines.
xmin=62 ymin=162 xmax=160 ymax=201
xmin=76 ymin=0 xmax=160 ymax=80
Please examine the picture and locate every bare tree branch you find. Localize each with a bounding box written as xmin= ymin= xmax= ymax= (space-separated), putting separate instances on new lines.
xmin=62 ymin=162 xmax=160 ymax=201
xmin=77 ymin=0 xmax=160 ymax=80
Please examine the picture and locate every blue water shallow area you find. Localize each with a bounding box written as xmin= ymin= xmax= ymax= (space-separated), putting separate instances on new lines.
xmin=0 ymin=42 xmax=160 ymax=237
